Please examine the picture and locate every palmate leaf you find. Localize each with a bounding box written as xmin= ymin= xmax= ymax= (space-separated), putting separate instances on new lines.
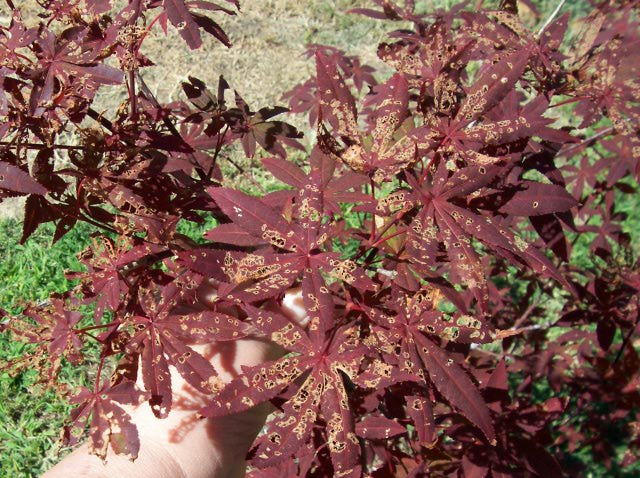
xmin=2 ymin=0 xmax=637 ymax=474
xmin=120 ymin=282 xmax=242 ymax=417
xmin=415 ymin=334 xmax=495 ymax=444
xmin=572 ymin=28 xmax=640 ymax=132
xmin=498 ymin=181 xmax=578 ymax=216
xmin=0 ymin=162 xmax=48 ymax=196
xmin=72 ymin=236 xmax=165 ymax=321
xmin=182 ymin=75 xmax=229 ymax=114
xmin=30 ymin=29 xmax=123 ymax=115
xmin=223 ymin=91 xmax=304 ymax=158
xmin=64 ymin=380 xmax=148 ymax=461
xmin=163 ymin=0 xmax=234 ymax=49
xmin=316 ymin=52 xmax=435 ymax=181
xmin=355 ymin=415 xmax=406 ymax=440
xmin=410 ymin=46 xmax=570 ymax=168
xmin=1 ymin=298 xmax=84 ymax=385
xmin=202 ymin=321 xmax=365 ymax=476
xmin=262 ymin=147 xmax=368 ymax=214
xmin=207 ymin=181 xmax=375 ymax=305
xmin=249 ymin=365 xmax=364 ymax=477
xmin=363 ymin=287 xmax=496 ymax=443
xmin=403 ymin=161 xmax=576 ymax=309
xmin=377 ymin=17 xmax=473 ymax=93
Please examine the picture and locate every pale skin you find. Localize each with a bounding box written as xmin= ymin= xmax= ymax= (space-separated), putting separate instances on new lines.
xmin=42 ymin=287 xmax=307 ymax=478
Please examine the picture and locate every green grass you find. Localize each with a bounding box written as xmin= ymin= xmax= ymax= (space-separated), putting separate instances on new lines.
xmin=0 ymin=215 xmax=222 ymax=477
xmin=0 ymin=221 xmax=96 ymax=477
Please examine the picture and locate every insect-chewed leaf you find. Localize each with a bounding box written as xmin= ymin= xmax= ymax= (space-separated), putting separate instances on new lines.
xmin=406 ymin=393 xmax=437 ymax=446
xmin=164 ymin=0 xmax=202 ymax=49
xmin=407 ymin=208 xmax=439 ymax=267
xmin=355 ymin=415 xmax=406 ymax=440
xmin=218 ymin=252 xmax=299 ymax=302
xmin=444 ymin=203 xmax=575 ymax=293
xmin=175 ymin=248 xmax=229 ymax=281
xmin=540 ymin=12 xmax=570 ymax=52
xmin=140 ymin=332 xmax=172 ymax=418
xmin=203 ymin=224 xmax=267 ymax=247
xmin=251 ymin=371 xmax=322 ymax=468
xmin=316 ymin=253 xmax=377 ymax=291
xmin=105 ymin=400 xmax=141 ymax=459
xmin=160 ymin=331 xmax=219 ymax=394
xmin=165 ymin=310 xmax=249 ymax=342
xmin=570 ymin=12 xmax=606 ymax=61
xmin=458 ymin=49 xmax=531 ymax=123
xmin=436 ymin=209 xmax=488 ymax=310
xmin=301 ymin=263 xmax=335 ymax=341
xmin=0 ymin=162 xmax=48 ymax=195
xmin=440 ymin=164 xmax=502 ymax=200
xmin=418 ymin=311 xmax=493 ymax=344
xmin=368 ymin=73 xmax=410 ymax=155
xmin=499 ymin=181 xmax=579 ymax=216
xmin=262 ymin=156 xmax=306 ymax=188
xmin=242 ymin=303 xmax=314 ymax=352
xmin=416 ymin=335 xmax=495 ymax=444
xmin=315 ymin=51 xmax=360 ymax=140
xmin=65 ymin=381 xmax=147 ymax=461
xmin=200 ymin=355 xmax=310 ymax=417
xmin=370 ymin=188 xmax=414 ymax=216
xmin=208 ymin=187 xmax=302 ymax=251
xmin=321 ymin=375 xmax=361 ymax=477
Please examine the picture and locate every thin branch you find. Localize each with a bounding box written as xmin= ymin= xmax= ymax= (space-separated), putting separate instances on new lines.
xmin=549 ymin=96 xmax=588 ymax=109
xmin=208 ymin=124 xmax=229 ymax=179
xmin=538 ymin=0 xmax=566 ymax=35
xmin=135 ymin=71 xmax=210 ymax=181
xmin=128 ymin=68 xmax=138 ymax=121
xmin=94 ymin=355 xmax=107 ymax=392
xmin=224 ymin=155 xmax=267 ymax=193
xmin=369 ymin=178 xmax=376 ymax=242
xmin=77 ymin=321 xmax=121 ymax=333
xmin=613 ymin=312 xmax=640 ymax=364
xmin=371 ymin=229 xmax=406 ymax=248
xmin=0 ymin=141 xmax=85 ymax=151
xmin=87 ymin=108 xmax=114 ymax=132
xmin=557 ymin=126 xmax=614 ymax=158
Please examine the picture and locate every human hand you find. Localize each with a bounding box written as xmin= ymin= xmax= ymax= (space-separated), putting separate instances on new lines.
xmin=42 ymin=286 xmax=306 ymax=478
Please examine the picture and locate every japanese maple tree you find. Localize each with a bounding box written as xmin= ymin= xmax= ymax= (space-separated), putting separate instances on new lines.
xmin=1 ymin=0 xmax=639 ymax=476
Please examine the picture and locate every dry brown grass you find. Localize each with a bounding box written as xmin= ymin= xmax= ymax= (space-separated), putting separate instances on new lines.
xmin=0 ymin=0 xmax=390 ymax=219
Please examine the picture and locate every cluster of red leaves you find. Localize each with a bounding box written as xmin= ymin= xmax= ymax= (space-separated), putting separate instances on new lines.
xmin=1 ymin=0 xmax=640 ymax=476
